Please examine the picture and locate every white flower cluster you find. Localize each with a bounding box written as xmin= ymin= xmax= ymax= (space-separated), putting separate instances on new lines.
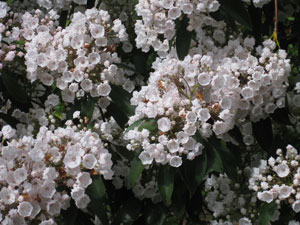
xmin=126 ymin=37 xmax=290 ymax=167
xmin=0 ymin=124 xmax=113 ymax=224
xmin=249 ymin=145 xmax=300 ymax=213
xmin=22 ymin=8 xmax=130 ymax=103
xmin=204 ymin=174 xmax=257 ymax=224
xmin=135 ymin=0 xmax=220 ymax=55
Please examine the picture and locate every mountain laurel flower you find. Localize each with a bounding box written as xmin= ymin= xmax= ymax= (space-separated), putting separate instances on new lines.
xmin=275 ymin=163 xmax=290 ymax=178
xmin=157 ymin=117 xmax=171 ymax=132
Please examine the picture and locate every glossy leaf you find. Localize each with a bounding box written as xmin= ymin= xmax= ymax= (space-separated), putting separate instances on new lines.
xmin=81 ymin=97 xmax=95 ymax=120
xmin=144 ymin=203 xmax=167 ymax=225
xmin=158 ymin=165 xmax=175 ymax=206
xmin=219 ymin=0 xmax=252 ymax=29
xmin=110 ymin=84 xmax=135 ymax=117
xmin=252 ymin=118 xmax=273 ymax=153
xmin=0 ymin=112 xmax=20 ymax=128
xmin=205 ymin=141 xmax=224 ymax=174
xmin=86 ymin=176 xmax=109 ymax=225
xmin=125 ymin=118 xmax=158 ymax=133
xmin=111 ymin=198 xmax=142 ymax=225
xmin=176 ymin=16 xmax=192 ymax=60
xmin=129 ymin=156 xmax=144 ymax=188
xmin=1 ymin=72 xmax=28 ymax=103
xmin=209 ymin=137 xmax=238 ymax=180
xmin=259 ymin=201 xmax=276 ymax=225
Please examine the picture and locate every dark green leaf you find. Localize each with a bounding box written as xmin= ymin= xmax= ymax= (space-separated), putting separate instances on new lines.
xmin=194 ymin=152 xmax=208 ymax=185
xmin=144 ymin=203 xmax=167 ymax=225
xmin=111 ymin=198 xmax=142 ymax=225
xmin=125 ymin=118 xmax=158 ymax=133
xmin=219 ymin=0 xmax=252 ymax=29
xmin=205 ymin=141 xmax=224 ymax=174
xmin=6 ymin=0 xmax=14 ymax=5
xmin=1 ymin=72 xmax=28 ymax=103
xmin=81 ymin=97 xmax=95 ymax=120
xmin=158 ymin=165 xmax=175 ymax=206
xmin=86 ymin=176 xmax=109 ymax=225
xmin=252 ymin=118 xmax=273 ymax=153
xmin=209 ymin=137 xmax=238 ymax=180
xmin=129 ymin=156 xmax=144 ymax=188
xmin=271 ymin=107 xmax=292 ymax=125
xmin=133 ymin=52 xmax=147 ymax=75
xmin=259 ymin=201 xmax=276 ymax=225
xmin=176 ymin=16 xmax=192 ymax=60
xmin=110 ymin=84 xmax=135 ymax=117
xmin=180 ymin=152 xmax=207 ymax=197
xmin=0 ymin=113 xmax=20 ymax=128
xmin=115 ymin=145 xmax=136 ymax=161
xmin=61 ymin=202 xmax=78 ymax=225
xmin=228 ymin=126 xmax=244 ymax=145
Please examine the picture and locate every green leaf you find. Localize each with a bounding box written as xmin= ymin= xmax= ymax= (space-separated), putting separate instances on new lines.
xmin=144 ymin=203 xmax=167 ymax=225
xmin=259 ymin=201 xmax=276 ymax=225
xmin=126 ymin=118 xmax=158 ymax=133
xmin=176 ymin=16 xmax=192 ymax=60
xmin=111 ymin=198 xmax=142 ymax=225
xmin=252 ymin=118 xmax=273 ymax=153
xmin=129 ymin=156 xmax=144 ymax=188
xmin=110 ymin=84 xmax=135 ymax=117
xmin=6 ymin=0 xmax=14 ymax=5
xmin=218 ymin=0 xmax=252 ymax=29
xmin=81 ymin=97 xmax=95 ymax=120
xmin=115 ymin=145 xmax=136 ymax=161
xmin=158 ymin=165 xmax=175 ymax=206
xmin=205 ymin=141 xmax=224 ymax=174
xmin=1 ymin=72 xmax=28 ymax=103
xmin=0 ymin=112 xmax=20 ymax=128
xmin=133 ymin=52 xmax=147 ymax=75
xmin=180 ymin=152 xmax=207 ymax=197
xmin=61 ymin=202 xmax=78 ymax=225
xmin=271 ymin=107 xmax=292 ymax=125
xmin=86 ymin=176 xmax=109 ymax=225
xmin=228 ymin=126 xmax=244 ymax=145
xmin=194 ymin=152 xmax=208 ymax=185
xmin=209 ymin=137 xmax=238 ymax=180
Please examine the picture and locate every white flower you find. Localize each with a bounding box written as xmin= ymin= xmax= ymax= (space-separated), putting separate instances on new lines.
xmin=77 ymin=172 xmax=92 ymax=188
xmin=139 ymin=151 xmax=153 ymax=165
xmin=64 ymin=152 xmax=81 ymax=169
xmin=83 ymin=154 xmax=97 ymax=169
xmin=198 ymin=108 xmax=210 ymax=122
xmin=97 ymin=83 xmax=111 ymax=96
xmin=169 ymin=156 xmax=182 ymax=167
xmin=167 ymin=139 xmax=179 ymax=153
xmin=75 ymin=194 xmax=90 ymax=209
xmin=18 ymin=201 xmax=33 ymax=217
xmin=0 ymin=187 xmax=15 ymax=204
xmin=198 ymin=73 xmax=211 ymax=86
xmin=289 ymin=220 xmax=300 ymax=225
xmin=257 ymin=191 xmax=274 ymax=203
xmin=278 ymin=184 xmax=292 ymax=199
xmin=239 ymin=217 xmax=252 ymax=225
xmin=14 ymin=168 xmax=27 ymax=185
xmin=1 ymin=125 xmax=16 ymax=139
xmin=275 ymin=163 xmax=290 ymax=178
xmin=292 ymin=200 xmax=300 ymax=213
xmin=40 ymin=182 xmax=56 ymax=198
xmin=157 ymin=117 xmax=171 ymax=132
xmin=71 ymin=187 xmax=85 ymax=200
